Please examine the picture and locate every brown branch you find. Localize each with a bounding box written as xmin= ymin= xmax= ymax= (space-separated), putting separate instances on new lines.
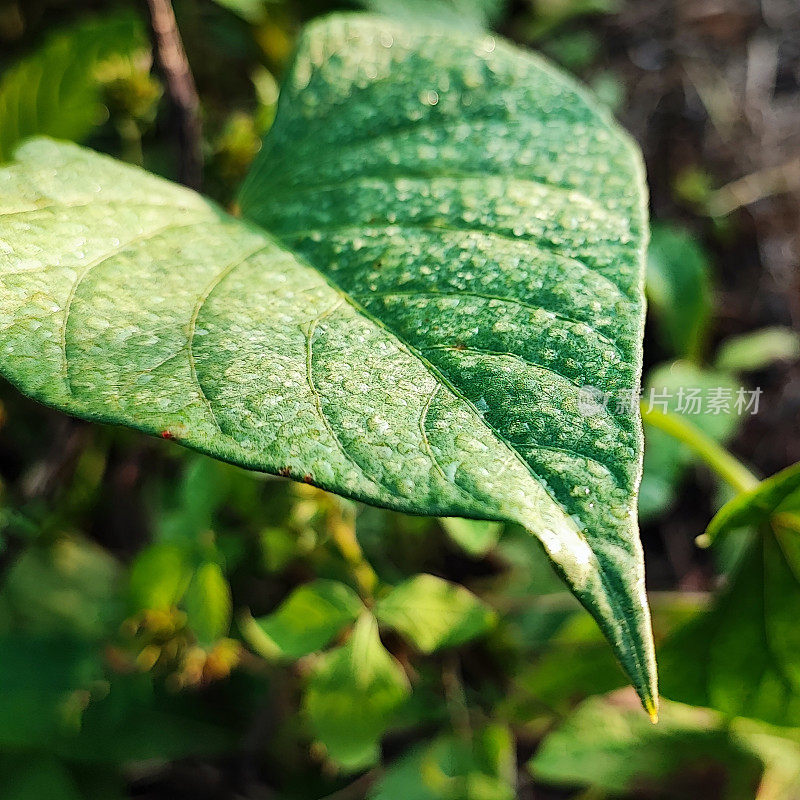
xmin=144 ymin=0 xmax=203 ymax=189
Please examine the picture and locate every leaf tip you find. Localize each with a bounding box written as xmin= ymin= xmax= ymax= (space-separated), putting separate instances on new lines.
xmin=695 ymin=533 xmax=711 ymax=549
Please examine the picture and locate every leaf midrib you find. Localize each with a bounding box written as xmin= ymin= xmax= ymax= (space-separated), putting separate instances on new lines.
xmin=258 ymin=114 xmax=623 ymax=192
xmin=276 ymin=220 xmax=633 ymax=298
xmin=355 ymin=288 xmax=626 ymax=358
xmin=258 ymin=170 xmax=628 ymax=221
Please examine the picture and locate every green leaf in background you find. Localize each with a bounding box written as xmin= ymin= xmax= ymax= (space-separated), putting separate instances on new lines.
xmin=0 ymin=537 xmax=120 ymax=639
xmin=660 ymin=527 xmax=800 ymax=727
xmin=0 ymin=13 xmax=146 ymax=163
xmin=375 ymin=574 xmax=496 ymax=653
xmin=156 ymin=456 xmax=231 ymax=545
xmin=513 ymin=611 xmax=627 ymax=716
xmin=701 ymin=462 xmax=800 ymax=547
xmin=53 ymin=674 xmax=232 ymax=763
xmin=369 ymin=725 xmax=516 ymax=800
xmin=526 ymin=0 xmax=620 ymax=41
xmin=440 ymin=517 xmax=503 ymax=557
xmin=529 ymin=692 xmax=766 ymax=800
xmin=211 ymin=0 xmax=268 ymax=24
xmin=646 ymin=224 xmax=713 ymax=363
xmin=510 ymin=590 xmax=706 ymax=723
xmin=640 ymin=360 xmax=743 ymax=521
xmin=714 ymin=327 xmax=800 ymax=374
xmin=1 ymin=757 xmax=83 ymax=800
xmin=182 ymin=561 xmax=232 ymax=645
xmin=359 ymin=0 xmax=506 ymax=29
xmin=242 ymin=579 xmax=362 ymax=659
xmin=0 ymin=634 xmax=103 ymax=749
xmin=0 ymin=12 xmax=656 ymax=714
xmin=128 ymin=543 xmax=192 ymax=613
xmin=304 ymin=612 xmax=410 ymax=771
xmin=736 ymin=721 xmax=800 ymax=800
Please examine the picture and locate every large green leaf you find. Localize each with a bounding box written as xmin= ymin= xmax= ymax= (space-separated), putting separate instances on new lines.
xmin=0 ymin=15 xmax=655 ymax=712
xmin=660 ymin=527 xmax=800 ymax=727
xmin=529 ymin=692 xmax=768 ymax=800
xmin=0 ymin=13 xmax=146 ymax=163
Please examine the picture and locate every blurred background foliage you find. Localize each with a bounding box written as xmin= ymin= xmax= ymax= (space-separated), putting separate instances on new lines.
xmin=0 ymin=0 xmax=799 ymax=797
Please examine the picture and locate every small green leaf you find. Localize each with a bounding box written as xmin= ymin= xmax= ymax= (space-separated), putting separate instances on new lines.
xmin=702 ymin=462 xmax=800 ymax=547
xmin=660 ymin=527 xmax=800 ymax=727
xmin=375 ymin=574 xmax=496 ymax=653
xmin=157 ymin=457 xmax=231 ymax=544
xmin=645 ymin=224 xmax=712 ymax=362
xmin=0 ymin=13 xmax=146 ymax=163
xmin=304 ymin=613 xmax=410 ymax=771
xmin=0 ymin=13 xmax=656 ymax=713
xmin=529 ymin=692 xmax=764 ymax=799
xmin=440 ymin=517 xmax=503 ymax=556
xmin=183 ymin=561 xmax=232 ymax=644
xmin=128 ymin=543 xmax=191 ymax=613
xmin=243 ymin=579 xmax=362 ymax=659
xmin=714 ymin=327 xmax=800 ymax=374
xmin=211 ymin=0 xmax=268 ymax=24
xmin=369 ymin=726 xmax=516 ymax=800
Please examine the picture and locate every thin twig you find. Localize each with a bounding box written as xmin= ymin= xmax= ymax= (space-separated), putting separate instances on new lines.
xmin=144 ymin=0 xmax=203 ymax=189
xmin=640 ymin=401 xmax=760 ymax=495
xmin=709 ymin=157 xmax=800 ymax=216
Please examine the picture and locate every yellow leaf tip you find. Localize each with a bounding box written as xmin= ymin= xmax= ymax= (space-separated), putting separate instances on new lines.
xmin=695 ymin=533 xmax=711 ymax=549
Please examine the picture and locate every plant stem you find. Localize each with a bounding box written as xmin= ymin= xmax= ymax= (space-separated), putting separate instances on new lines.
xmin=442 ymin=654 xmax=471 ymax=740
xmin=639 ymin=401 xmax=760 ymax=495
xmin=327 ymin=501 xmax=378 ymax=598
xmin=145 ymin=0 xmax=203 ymax=189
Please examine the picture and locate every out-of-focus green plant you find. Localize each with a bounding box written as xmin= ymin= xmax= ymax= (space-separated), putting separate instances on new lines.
xmin=0 ymin=1 xmax=799 ymax=798
xmin=640 ymin=225 xmax=799 ymax=521
xmin=0 ymin=12 xmax=658 ymax=717
xmin=0 ymin=12 xmax=148 ymax=163
xmin=646 ymin=224 xmax=714 ymax=363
